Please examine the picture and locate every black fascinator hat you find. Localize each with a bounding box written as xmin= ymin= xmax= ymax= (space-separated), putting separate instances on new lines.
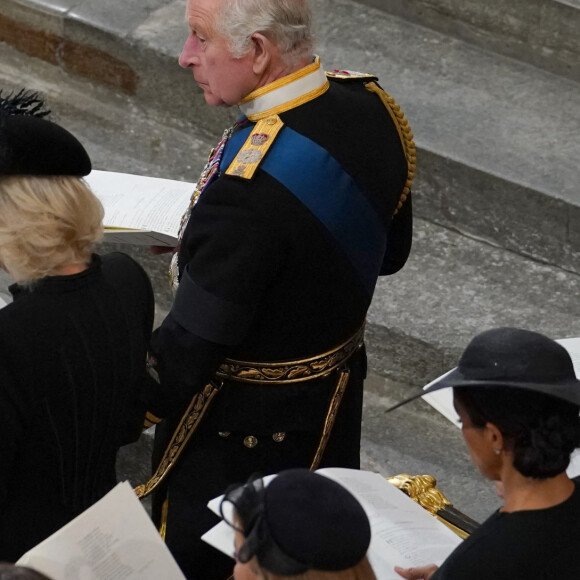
xmin=387 ymin=327 xmax=580 ymax=412
xmin=221 ymin=469 xmax=372 ymax=575
xmin=0 ymin=90 xmax=91 ymax=177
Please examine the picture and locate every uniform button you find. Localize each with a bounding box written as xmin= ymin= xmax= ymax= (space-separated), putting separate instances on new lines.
xmin=244 ymin=435 xmax=258 ymax=448
xmin=272 ymin=432 xmax=286 ymax=443
xmin=218 ymin=431 xmax=231 ymax=438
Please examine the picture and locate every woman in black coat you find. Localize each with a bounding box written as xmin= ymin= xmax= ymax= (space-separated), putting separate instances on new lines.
xmin=395 ymin=328 xmax=580 ymax=580
xmin=0 ymin=93 xmax=155 ymax=560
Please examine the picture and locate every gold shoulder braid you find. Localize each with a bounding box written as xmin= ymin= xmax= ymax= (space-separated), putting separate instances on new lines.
xmin=364 ymin=82 xmax=416 ymax=216
xmin=326 ymin=69 xmax=378 ymax=82
xmin=225 ymin=115 xmax=284 ymax=180
xmin=134 ymin=323 xmax=365 ymax=499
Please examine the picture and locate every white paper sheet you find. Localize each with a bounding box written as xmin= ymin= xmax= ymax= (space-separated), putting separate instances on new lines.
xmin=201 ymin=521 xmax=235 ymax=560
xmin=202 ymin=469 xmax=461 ymax=580
xmin=318 ymin=469 xmax=461 ymax=578
xmin=85 ymin=170 xmax=194 ymax=246
xmin=203 ymin=474 xmax=278 ymax=559
xmin=556 ymin=337 xmax=580 ymax=377
xmin=422 ymin=337 xmax=580 ymax=478
xmin=17 ymin=482 xmax=186 ymax=580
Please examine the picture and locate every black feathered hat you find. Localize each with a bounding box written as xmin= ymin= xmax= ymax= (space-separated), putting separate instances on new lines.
xmin=387 ymin=328 xmax=580 ymax=412
xmin=221 ymin=469 xmax=372 ymax=575
xmin=0 ymin=90 xmax=91 ymax=177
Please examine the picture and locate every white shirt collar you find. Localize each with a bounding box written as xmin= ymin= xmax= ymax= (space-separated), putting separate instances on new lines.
xmin=239 ymin=57 xmax=329 ymax=121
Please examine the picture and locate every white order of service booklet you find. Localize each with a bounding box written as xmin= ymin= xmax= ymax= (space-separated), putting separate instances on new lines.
xmin=202 ymin=468 xmax=462 ymax=580
xmin=16 ymin=482 xmax=186 ymax=580
xmin=423 ymin=337 xmax=580 ymax=478
xmin=85 ymin=170 xmax=193 ymax=246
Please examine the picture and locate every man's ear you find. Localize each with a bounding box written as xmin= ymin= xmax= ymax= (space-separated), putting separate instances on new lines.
xmin=249 ymin=32 xmax=272 ymax=75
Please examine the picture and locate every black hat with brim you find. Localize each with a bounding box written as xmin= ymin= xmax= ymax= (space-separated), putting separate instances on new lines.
xmin=386 ymin=328 xmax=580 ymax=413
xmin=0 ymin=115 xmax=91 ymax=177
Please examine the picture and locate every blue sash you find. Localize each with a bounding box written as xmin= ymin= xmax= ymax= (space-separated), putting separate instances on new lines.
xmin=221 ymin=126 xmax=386 ymax=296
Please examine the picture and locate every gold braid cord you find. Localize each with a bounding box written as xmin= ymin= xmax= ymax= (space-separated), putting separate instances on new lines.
xmin=134 ymin=382 xmax=221 ymax=499
xmin=309 ymin=367 xmax=351 ymax=470
xmin=364 ymin=82 xmax=416 ymax=216
xmin=159 ymin=498 xmax=169 ymax=541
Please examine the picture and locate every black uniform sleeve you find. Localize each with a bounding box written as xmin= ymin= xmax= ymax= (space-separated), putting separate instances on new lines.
xmin=151 ymin=174 xmax=286 ymax=410
xmin=171 ymin=265 xmax=256 ymax=345
xmin=148 ymin=315 xmax=231 ymax=418
xmin=381 ymin=192 xmax=413 ymax=275
xmin=176 ymin=173 xmax=285 ymax=313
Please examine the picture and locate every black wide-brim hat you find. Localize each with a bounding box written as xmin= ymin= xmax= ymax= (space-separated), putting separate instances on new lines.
xmin=0 ymin=115 xmax=91 ymax=176
xmin=387 ymin=327 xmax=580 ymax=412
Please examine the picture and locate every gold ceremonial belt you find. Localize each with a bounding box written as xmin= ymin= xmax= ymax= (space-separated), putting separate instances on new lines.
xmin=216 ymin=323 xmax=366 ymax=385
xmin=135 ymin=323 xmax=366 ymax=500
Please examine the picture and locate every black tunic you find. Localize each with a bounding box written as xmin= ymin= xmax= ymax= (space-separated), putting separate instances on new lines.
xmin=433 ymin=483 xmax=580 ymax=579
xmin=0 ymin=253 xmax=154 ymax=561
xmin=151 ymin=75 xmax=413 ymax=579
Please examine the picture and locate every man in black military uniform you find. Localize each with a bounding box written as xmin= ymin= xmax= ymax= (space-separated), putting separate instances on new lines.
xmin=142 ymin=0 xmax=415 ymax=578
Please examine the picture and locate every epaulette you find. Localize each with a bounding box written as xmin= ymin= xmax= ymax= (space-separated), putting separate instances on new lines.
xmin=225 ymin=115 xmax=285 ymax=180
xmin=327 ymin=70 xmax=416 ymax=215
xmin=364 ymin=82 xmax=416 ymax=216
xmin=326 ymin=69 xmax=378 ymax=82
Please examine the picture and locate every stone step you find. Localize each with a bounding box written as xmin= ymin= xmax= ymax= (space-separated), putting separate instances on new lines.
xmin=311 ymin=0 xmax=580 ymax=274
xmin=2 ymin=0 xmax=579 ymax=275
xmin=366 ymin=217 xmax=580 ymax=387
xmin=354 ymin=0 xmax=580 ymax=83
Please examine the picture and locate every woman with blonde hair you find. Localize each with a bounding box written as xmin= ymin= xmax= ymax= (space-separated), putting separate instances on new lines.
xmin=0 ymin=92 xmax=155 ymax=561
xmin=220 ymin=469 xmax=377 ymax=580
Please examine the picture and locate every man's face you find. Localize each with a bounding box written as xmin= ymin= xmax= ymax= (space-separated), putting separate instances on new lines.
xmin=179 ymin=0 xmax=257 ymax=107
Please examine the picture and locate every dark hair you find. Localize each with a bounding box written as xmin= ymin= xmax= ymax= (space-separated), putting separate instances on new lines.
xmin=0 ymin=564 xmax=53 ymax=580
xmin=454 ymin=386 xmax=580 ymax=478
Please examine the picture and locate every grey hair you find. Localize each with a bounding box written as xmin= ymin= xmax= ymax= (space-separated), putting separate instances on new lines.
xmin=215 ymin=0 xmax=314 ymax=64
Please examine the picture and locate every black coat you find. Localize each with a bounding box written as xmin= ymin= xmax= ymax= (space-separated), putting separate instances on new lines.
xmin=151 ymin=75 xmax=413 ymax=579
xmin=432 ymin=483 xmax=580 ymax=579
xmin=0 ymin=253 xmax=154 ymax=561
